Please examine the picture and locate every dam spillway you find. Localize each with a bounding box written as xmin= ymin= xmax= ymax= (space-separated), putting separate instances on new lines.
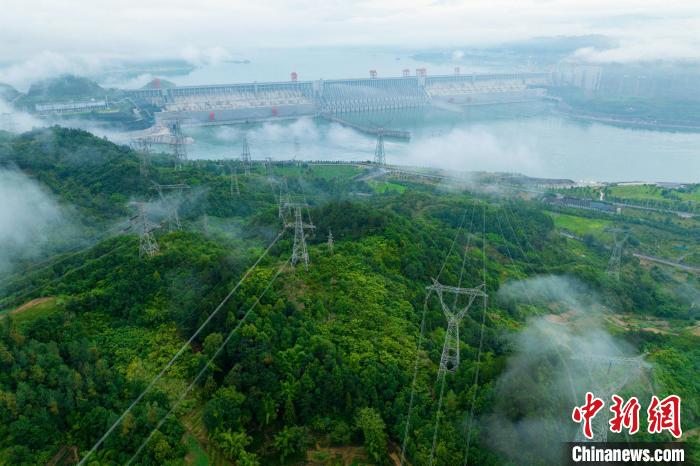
xmin=126 ymin=72 xmax=550 ymax=126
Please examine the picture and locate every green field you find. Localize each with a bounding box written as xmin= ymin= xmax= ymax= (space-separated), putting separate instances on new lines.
xmin=549 ymin=212 xmax=612 ymax=238
xmin=367 ymin=180 xmax=406 ymax=194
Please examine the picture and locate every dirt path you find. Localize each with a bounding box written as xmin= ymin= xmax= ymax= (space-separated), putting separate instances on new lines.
xmin=2 ymin=297 xmax=52 ymax=317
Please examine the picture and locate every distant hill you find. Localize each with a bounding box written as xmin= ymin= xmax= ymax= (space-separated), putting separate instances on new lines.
xmin=18 ymin=75 xmax=106 ymax=107
xmin=0 ymin=83 xmax=20 ymax=102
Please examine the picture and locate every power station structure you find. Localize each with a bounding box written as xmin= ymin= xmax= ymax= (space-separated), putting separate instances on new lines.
xmin=281 ymin=201 xmax=315 ymax=270
xmin=606 ymin=229 xmax=629 ymax=280
xmin=428 ymin=279 xmax=488 ymax=374
xmin=126 ymin=72 xmax=550 ymax=125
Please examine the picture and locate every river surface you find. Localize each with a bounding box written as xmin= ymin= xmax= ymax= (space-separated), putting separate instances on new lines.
xmin=175 ymin=103 xmax=700 ymax=183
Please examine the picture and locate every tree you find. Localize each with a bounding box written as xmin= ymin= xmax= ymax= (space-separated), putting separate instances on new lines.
xmin=203 ymin=386 xmax=247 ymax=433
xmin=215 ymin=429 xmax=253 ymax=461
xmin=273 ymin=426 xmax=308 ymax=463
xmin=355 ymin=407 xmax=387 ymax=464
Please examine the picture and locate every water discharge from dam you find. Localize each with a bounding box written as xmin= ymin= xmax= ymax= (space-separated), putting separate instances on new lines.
xmin=176 ymin=103 xmax=700 ymax=183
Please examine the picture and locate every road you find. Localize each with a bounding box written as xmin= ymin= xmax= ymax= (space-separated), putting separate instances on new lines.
xmin=633 ymin=253 xmax=700 ymax=273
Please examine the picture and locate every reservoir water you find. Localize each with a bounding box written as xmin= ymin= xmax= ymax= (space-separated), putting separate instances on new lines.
xmin=176 ymin=103 xmax=700 ymax=183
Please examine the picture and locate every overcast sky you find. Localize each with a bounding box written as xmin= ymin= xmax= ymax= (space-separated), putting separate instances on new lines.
xmin=1 ymin=0 xmax=699 ymax=87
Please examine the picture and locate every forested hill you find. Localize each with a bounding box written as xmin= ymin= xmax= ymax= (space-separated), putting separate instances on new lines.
xmin=0 ymin=128 xmax=697 ymax=465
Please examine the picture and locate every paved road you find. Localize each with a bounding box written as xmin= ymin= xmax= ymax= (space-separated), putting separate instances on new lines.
xmin=633 ymin=253 xmax=700 ymax=272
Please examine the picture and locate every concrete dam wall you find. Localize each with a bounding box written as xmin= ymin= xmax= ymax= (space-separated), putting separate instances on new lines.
xmin=129 ymin=72 xmax=550 ymax=125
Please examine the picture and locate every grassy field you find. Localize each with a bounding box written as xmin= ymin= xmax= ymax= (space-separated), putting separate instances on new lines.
xmin=549 ymin=212 xmax=612 ymax=238
xmin=1 ymin=297 xmax=61 ymax=328
xmin=608 ymin=184 xmax=700 ymax=205
xmin=272 ymin=164 xmax=361 ymax=181
xmin=368 ymin=180 xmax=406 ymax=194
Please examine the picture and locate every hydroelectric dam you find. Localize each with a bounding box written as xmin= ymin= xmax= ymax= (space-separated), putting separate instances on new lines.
xmin=126 ymin=71 xmax=550 ymax=129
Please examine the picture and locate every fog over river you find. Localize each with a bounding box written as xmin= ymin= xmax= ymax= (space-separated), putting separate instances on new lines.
xmin=174 ymin=103 xmax=700 ymax=183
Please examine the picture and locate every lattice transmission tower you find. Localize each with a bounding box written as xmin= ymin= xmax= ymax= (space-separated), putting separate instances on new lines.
xmin=241 ymin=133 xmax=252 ymax=175
xmin=572 ymin=354 xmax=650 ymax=443
xmin=428 ymin=279 xmax=488 ymax=374
xmin=605 ymin=229 xmax=629 ymax=280
xmin=132 ymin=139 xmax=151 ymax=178
xmin=374 ymin=129 xmax=386 ymax=166
xmin=327 ymin=228 xmax=334 ymax=255
xmin=130 ymin=202 xmax=159 ymax=257
xmin=281 ymin=202 xmax=315 ymax=270
xmin=151 ymin=183 xmax=189 ymax=231
xmin=168 ymin=120 xmax=187 ymax=168
xmin=230 ymin=166 xmax=240 ymax=197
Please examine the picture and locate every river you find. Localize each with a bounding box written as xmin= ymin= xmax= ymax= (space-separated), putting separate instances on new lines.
xmin=177 ymin=102 xmax=700 ymax=183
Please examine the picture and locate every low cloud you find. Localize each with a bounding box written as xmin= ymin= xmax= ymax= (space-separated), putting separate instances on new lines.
xmin=572 ymin=40 xmax=700 ymax=64
xmin=0 ymin=98 xmax=43 ymax=133
xmin=180 ymin=46 xmax=233 ymax=66
xmin=0 ymin=51 xmax=107 ymax=91
xmin=0 ymin=169 xmax=72 ymax=277
xmin=485 ymin=275 xmax=650 ymax=464
xmin=403 ymin=126 xmax=541 ymax=174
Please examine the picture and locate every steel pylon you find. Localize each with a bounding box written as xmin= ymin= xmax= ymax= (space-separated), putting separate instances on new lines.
xmin=427 ymin=279 xmax=488 ymax=373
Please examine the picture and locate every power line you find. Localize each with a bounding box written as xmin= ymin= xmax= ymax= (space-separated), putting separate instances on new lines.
xmin=0 ymin=241 xmax=131 ymax=312
xmin=400 ymin=204 xmax=474 ymax=466
xmin=125 ymin=256 xmax=291 ymax=465
xmin=78 ymin=230 xmax=285 ymax=465
xmin=428 ymin=209 xmax=484 ymax=466
xmin=462 ymin=203 xmax=488 ymax=466
xmin=0 ymin=220 xmax=131 ymax=289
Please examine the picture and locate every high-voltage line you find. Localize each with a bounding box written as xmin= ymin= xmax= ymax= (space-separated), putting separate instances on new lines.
xmin=428 ymin=207 xmax=486 ymax=466
xmin=126 ymin=256 xmax=291 ymax=465
xmin=78 ymin=230 xmax=286 ymax=465
xmin=0 ymin=220 xmax=132 ymax=289
xmin=0 ymin=241 xmax=131 ymax=312
xmin=399 ymin=206 xmax=475 ymax=466
xmin=462 ymin=203 xmax=489 ymax=466
xmin=606 ymin=229 xmax=628 ymax=280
